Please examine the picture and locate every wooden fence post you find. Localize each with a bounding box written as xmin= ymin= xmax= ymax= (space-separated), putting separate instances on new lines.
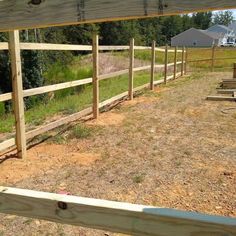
xmin=184 ymin=47 xmax=188 ymax=74
xmin=181 ymin=46 xmax=185 ymax=76
xmin=9 ymin=30 xmax=26 ymax=159
xmin=129 ymin=38 xmax=134 ymax=100
xmin=211 ymin=46 xmax=216 ymax=72
xmin=173 ymin=46 xmax=177 ymax=79
xmin=164 ymin=44 xmax=168 ymax=84
xmin=92 ymin=34 xmax=99 ymax=119
xmin=233 ymin=63 xmax=236 ymax=79
xmin=150 ymin=40 xmax=156 ymax=90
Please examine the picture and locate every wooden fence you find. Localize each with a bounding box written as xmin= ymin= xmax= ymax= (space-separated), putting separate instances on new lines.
xmin=185 ymin=46 xmax=236 ymax=72
xmin=0 ymin=30 xmax=185 ymax=158
xmin=0 ymin=186 xmax=235 ymax=236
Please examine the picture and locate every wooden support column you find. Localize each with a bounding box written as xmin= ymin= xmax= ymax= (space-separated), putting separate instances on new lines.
xmin=184 ymin=47 xmax=188 ymax=74
xmin=92 ymin=34 xmax=99 ymax=119
xmin=150 ymin=40 xmax=156 ymax=90
xmin=129 ymin=38 xmax=134 ymax=100
xmin=233 ymin=63 xmax=236 ymax=79
xmin=181 ymin=46 xmax=185 ymax=76
xmin=173 ymin=46 xmax=177 ymax=79
xmin=211 ymin=46 xmax=216 ymax=72
xmin=164 ymin=44 xmax=168 ymax=84
xmin=9 ymin=30 xmax=26 ymax=159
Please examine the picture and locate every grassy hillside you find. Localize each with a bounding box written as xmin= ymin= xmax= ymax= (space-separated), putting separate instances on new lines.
xmin=0 ymin=55 xmax=163 ymax=134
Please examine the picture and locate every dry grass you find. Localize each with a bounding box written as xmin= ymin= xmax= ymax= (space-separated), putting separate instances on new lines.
xmin=0 ymin=72 xmax=235 ymax=236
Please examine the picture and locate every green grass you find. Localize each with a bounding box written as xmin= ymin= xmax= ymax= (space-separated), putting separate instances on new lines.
xmin=0 ymin=56 xmax=163 ymax=134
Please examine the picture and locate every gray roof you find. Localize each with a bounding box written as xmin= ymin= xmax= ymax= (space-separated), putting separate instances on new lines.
xmin=200 ymin=30 xmax=223 ymax=39
xmin=207 ymin=24 xmax=232 ymax=34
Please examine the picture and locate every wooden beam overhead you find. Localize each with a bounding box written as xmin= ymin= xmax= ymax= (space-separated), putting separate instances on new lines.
xmin=0 ymin=1 xmax=235 ymax=32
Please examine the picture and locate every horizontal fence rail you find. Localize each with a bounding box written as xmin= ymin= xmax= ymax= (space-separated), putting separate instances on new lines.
xmin=0 ymin=33 xmax=186 ymax=157
xmin=0 ymin=187 xmax=235 ymax=236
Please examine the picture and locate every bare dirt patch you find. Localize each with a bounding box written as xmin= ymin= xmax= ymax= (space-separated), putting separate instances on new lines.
xmin=87 ymin=112 xmax=125 ymax=126
xmin=0 ymin=72 xmax=235 ymax=236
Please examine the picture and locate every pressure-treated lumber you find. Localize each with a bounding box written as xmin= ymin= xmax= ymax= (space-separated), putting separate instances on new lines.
xmin=0 ymin=78 xmax=92 ymax=102
xmin=184 ymin=48 xmax=188 ymax=74
xmin=0 ymin=42 xmax=9 ymax=50
xmin=0 ymin=138 xmax=16 ymax=153
xmin=173 ymin=47 xmax=177 ymax=79
xmin=9 ymin=30 xmax=26 ymax=159
xmin=99 ymin=69 xmax=129 ymax=81
xmin=99 ymin=45 xmax=129 ymax=51
xmin=20 ymin=43 xmax=92 ymax=51
xmin=207 ymin=96 xmax=236 ymax=101
xmin=129 ymin=38 xmax=134 ymax=100
xmin=234 ymin=63 xmax=236 ymax=79
xmin=1 ymin=1 xmax=236 ymax=32
xmin=134 ymin=65 xmax=151 ymax=72
xmin=164 ymin=45 xmax=168 ymax=84
xmin=150 ymin=41 xmax=156 ymax=90
xmin=211 ymin=46 xmax=216 ymax=72
xmin=0 ymin=187 xmax=235 ymax=236
xmin=217 ymin=89 xmax=236 ymax=95
xmin=181 ymin=47 xmax=185 ymax=76
xmin=26 ymin=108 xmax=93 ymax=140
xmin=92 ymin=34 xmax=99 ymax=119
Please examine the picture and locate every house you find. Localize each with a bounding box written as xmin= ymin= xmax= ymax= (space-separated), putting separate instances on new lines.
xmin=171 ymin=28 xmax=223 ymax=47
xmin=171 ymin=24 xmax=236 ymax=47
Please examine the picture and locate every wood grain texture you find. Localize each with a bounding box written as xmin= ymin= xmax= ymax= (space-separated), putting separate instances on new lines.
xmin=20 ymin=43 xmax=92 ymax=51
xmin=150 ymin=41 xmax=156 ymax=90
xmin=92 ymin=34 xmax=99 ymax=119
xmin=0 ymin=186 xmax=235 ymax=236
xmin=9 ymin=30 xmax=26 ymax=159
xmin=0 ymin=138 xmax=16 ymax=153
xmin=129 ymin=38 xmax=134 ymax=100
xmin=173 ymin=47 xmax=177 ymax=79
xmin=0 ymin=1 xmax=236 ymax=31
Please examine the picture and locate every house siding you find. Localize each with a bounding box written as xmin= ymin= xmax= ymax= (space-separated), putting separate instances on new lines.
xmin=171 ymin=28 xmax=216 ymax=47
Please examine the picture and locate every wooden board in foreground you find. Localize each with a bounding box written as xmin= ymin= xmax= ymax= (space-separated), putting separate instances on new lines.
xmin=0 ymin=186 xmax=235 ymax=236
xmin=0 ymin=1 xmax=236 ymax=31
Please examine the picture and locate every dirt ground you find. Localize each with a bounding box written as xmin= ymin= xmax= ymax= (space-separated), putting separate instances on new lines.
xmin=0 ymin=72 xmax=236 ymax=235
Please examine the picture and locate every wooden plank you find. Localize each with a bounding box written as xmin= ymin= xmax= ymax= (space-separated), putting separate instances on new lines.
xmin=184 ymin=48 xmax=188 ymax=74
xmin=92 ymin=34 xmax=99 ymax=119
xmin=173 ymin=47 xmax=177 ymax=79
xmin=129 ymin=38 xmax=134 ymax=100
xmin=150 ymin=41 xmax=156 ymax=90
xmin=1 ymin=1 xmax=236 ymax=32
xmin=164 ymin=45 xmax=168 ymax=84
xmin=99 ymin=92 xmax=129 ymax=108
xmin=99 ymin=69 xmax=129 ymax=81
xmin=26 ymin=107 xmax=93 ymax=140
xmin=217 ymin=89 xmax=236 ymax=95
xmin=134 ymin=46 xmax=152 ymax=50
xmin=9 ymin=30 xmax=26 ymax=159
xmin=0 ymin=186 xmax=235 ymax=236
xmin=0 ymin=79 xmax=92 ymax=102
xmin=0 ymin=138 xmax=16 ymax=153
xmin=207 ymin=96 xmax=236 ymax=101
xmin=20 ymin=43 xmax=92 ymax=51
xmin=211 ymin=46 xmax=216 ymax=72
xmin=181 ymin=47 xmax=185 ymax=76
xmin=134 ymin=65 xmax=151 ymax=72
xmin=188 ymin=58 xmax=212 ymax=63
xmin=24 ymin=78 xmax=92 ymax=97
xmin=99 ymin=45 xmax=129 ymax=51
xmin=0 ymin=92 xmax=12 ymax=102
xmin=0 ymin=42 xmax=9 ymax=50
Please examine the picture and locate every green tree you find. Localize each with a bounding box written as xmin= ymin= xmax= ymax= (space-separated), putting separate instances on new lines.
xmin=192 ymin=12 xmax=212 ymax=29
xmin=213 ymin=11 xmax=234 ymax=26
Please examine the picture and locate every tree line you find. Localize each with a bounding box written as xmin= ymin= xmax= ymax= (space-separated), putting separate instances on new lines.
xmin=0 ymin=11 xmax=234 ymax=113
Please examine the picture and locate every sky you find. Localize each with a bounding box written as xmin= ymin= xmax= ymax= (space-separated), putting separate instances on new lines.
xmin=213 ymin=9 xmax=236 ymax=19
